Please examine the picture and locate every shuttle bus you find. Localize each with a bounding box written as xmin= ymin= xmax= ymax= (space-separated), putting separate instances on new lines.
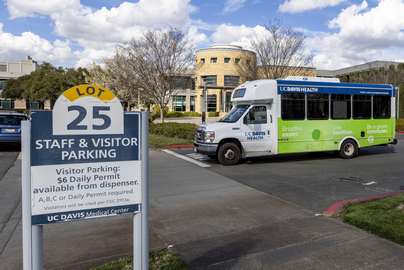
xmin=194 ymin=77 xmax=398 ymax=165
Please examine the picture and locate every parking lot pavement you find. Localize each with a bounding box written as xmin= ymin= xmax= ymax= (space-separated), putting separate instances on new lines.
xmin=2 ymin=146 xmax=404 ymax=269
xmin=173 ymin=140 xmax=404 ymax=213
xmin=150 ymin=150 xmax=404 ymax=269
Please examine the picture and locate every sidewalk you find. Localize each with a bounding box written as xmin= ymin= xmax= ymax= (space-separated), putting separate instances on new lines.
xmin=150 ymin=150 xmax=404 ymax=269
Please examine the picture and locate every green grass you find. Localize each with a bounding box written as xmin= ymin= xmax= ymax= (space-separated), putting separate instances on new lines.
xmin=341 ymin=194 xmax=404 ymax=245
xmin=90 ymin=249 xmax=187 ymax=270
xmin=149 ymin=134 xmax=192 ymax=149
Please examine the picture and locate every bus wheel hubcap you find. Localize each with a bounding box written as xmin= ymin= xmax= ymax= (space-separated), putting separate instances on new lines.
xmin=224 ymin=149 xmax=235 ymax=160
xmin=344 ymin=143 xmax=354 ymax=156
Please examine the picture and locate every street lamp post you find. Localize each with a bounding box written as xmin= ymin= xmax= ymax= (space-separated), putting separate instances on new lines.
xmin=201 ymin=80 xmax=207 ymax=124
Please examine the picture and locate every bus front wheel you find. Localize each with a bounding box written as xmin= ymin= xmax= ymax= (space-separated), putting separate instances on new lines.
xmin=339 ymin=139 xmax=358 ymax=159
xmin=217 ymin=142 xmax=241 ymax=165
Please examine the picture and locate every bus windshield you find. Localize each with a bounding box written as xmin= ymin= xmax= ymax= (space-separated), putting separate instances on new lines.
xmin=219 ymin=104 xmax=250 ymax=123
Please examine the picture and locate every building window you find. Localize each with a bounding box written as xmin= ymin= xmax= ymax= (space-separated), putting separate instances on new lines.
xmin=27 ymin=101 xmax=44 ymax=110
xmin=331 ymin=94 xmax=351 ymax=119
xmin=210 ymin=57 xmax=217 ymax=63
xmin=207 ymin=95 xmax=217 ymax=112
xmin=224 ymin=75 xmax=240 ymax=87
xmin=353 ymin=95 xmax=371 ymax=119
xmin=201 ymin=75 xmax=217 ymax=86
xmin=307 ymin=93 xmax=329 ymax=120
xmin=173 ymin=76 xmax=193 ymax=89
xmin=190 ymin=96 xmax=195 ymax=112
xmin=281 ymin=93 xmax=305 ymax=120
xmin=0 ymin=79 xmax=7 ymax=91
xmin=235 ymin=58 xmax=240 ymax=64
xmin=373 ymin=95 xmax=391 ymax=119
xmin=224 ymin=57 xmax=230 ymax=63
xmin=172 ymin=96 xmax=186 ymax=112
xmin=0 ymin=64 xmax=7 ymax=72
xmin=200 ymin=58 xmax=205 ymax=64
xmin=0 ymin=99 xmax=14 ymax=110
xmin=245 ymin=106 xmax=267 ymax=125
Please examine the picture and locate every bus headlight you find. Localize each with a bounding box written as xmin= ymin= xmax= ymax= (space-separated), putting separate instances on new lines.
xmin=204 ymin=131 xmax=215 ymax=143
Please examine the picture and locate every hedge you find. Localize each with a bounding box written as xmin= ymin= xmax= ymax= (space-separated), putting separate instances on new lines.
xmin=150 ymin=122 xmax=198 ymax=141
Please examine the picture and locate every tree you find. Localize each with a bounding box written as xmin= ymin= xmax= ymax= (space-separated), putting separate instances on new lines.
xmin=123 ymin=30 xmax=194 ymax=122
xmin=250 ymin=23 xmax=313 ymax=79
xmin=2 ymin=62 xmax=88 ymax=108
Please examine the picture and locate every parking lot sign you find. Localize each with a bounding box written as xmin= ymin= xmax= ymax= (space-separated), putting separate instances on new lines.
xmin=22 ymin=84 xmax=148 ymax=270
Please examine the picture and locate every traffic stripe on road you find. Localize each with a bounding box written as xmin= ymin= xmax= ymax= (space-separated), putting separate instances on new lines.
xmin=162 ymin=149 xmax=211 ymax=168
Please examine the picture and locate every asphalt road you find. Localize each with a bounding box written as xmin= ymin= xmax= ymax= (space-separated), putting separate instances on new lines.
xmin=179 ymin=137 xmax=404 ymax=212
xmin=0 ymin=145 xmax=19 ymax=180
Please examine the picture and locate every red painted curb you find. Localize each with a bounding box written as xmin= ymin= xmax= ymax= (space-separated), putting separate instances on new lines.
xmin=165 ymin=144 xmax=193 ymax=149
xmin=323 ymin=191 xmax=404 ymax=217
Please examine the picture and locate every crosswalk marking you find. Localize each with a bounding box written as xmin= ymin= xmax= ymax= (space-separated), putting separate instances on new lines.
xmin=162 ymin=149 xmax=211 ymax=168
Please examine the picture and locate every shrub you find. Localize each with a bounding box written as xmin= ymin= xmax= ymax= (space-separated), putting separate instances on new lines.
xmin=208 ymin=111 xmax=219 ymax=117
xmin=150 ymin=122 xmax=198 ymax=141
xmin=166 ymin=111 xmax=201 ymax=118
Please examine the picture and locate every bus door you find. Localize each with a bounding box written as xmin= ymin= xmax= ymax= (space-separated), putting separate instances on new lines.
xmin=240 ymin=104 xmax=272 ymax=154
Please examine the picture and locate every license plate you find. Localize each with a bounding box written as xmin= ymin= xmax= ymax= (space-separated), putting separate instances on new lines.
xmin=2 ymin=128 xmax=17 ymax=133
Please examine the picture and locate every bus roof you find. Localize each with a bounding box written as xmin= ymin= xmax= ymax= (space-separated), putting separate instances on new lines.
xmin=231 ymin=79 xmax=395 ymax=103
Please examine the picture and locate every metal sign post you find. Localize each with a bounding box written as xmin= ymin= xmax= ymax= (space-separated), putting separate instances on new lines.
xmin=22 ymin=85 xmax=148 ymax=270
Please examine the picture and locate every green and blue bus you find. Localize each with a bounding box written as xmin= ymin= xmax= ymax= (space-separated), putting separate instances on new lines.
xmin=194 ymin=77 xmax=398 ymax=165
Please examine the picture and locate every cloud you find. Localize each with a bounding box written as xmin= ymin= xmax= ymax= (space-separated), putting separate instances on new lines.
xmin=307 ymin=0 xmax=404 ymax=69
xmin=279 ymin=0 xmax=345 ymax=13
xmin=223 ymin=0 xmax=247 ymax=13
xmin=211 ymin=24 xmax=268 ymax=49
xmin=6 ymin=0 xmax=80 ymax=18
xmin=0 ymin=23 xmax=75 ymax=65
xmin=5 ymin=0 xmax=206 ymax=67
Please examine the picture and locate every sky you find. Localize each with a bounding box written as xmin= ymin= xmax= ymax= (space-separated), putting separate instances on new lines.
xmin=1 ymin=0 xmax=404 ymax=70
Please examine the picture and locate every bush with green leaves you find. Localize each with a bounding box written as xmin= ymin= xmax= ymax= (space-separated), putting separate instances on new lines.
xmin=150 ymin=122 xmax=197 ymax=141
xmin=166 ymin=111 xmax=201 ymax=118
xmin=208 ymin=111 xmax=219 ymax=117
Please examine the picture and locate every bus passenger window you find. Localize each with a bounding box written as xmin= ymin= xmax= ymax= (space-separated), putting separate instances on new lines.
xmin=373 ymin=96 xmax=391 ymax=119
xmin=353 ymin=95 xmax=371 ymax=119
xmin=245 ymin=106 xmax=267 ymax=124
xmin=307 ymin=93 xmax=329 ymax=120
xmin=281 ymin=93 xmax=305 ymax=120
xmin=331 ymin=94 xmax=351 ymax=119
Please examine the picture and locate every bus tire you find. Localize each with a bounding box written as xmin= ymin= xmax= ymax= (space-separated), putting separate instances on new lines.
xmin=339 ymin=139 xmax=358 ymax=159
xmin=217 ymin=142 xmax=241 ymax=165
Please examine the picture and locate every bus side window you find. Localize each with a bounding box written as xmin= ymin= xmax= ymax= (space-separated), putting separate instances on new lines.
xmin=307 ymin=93 xmax=329 ymax=120
xmin=353 ymin=95 xmax=371 ymax=119
xmin=281 ymin=93 xmax=305 ymax=120
xmin=245 ymin=106 xmax=267 ymax=125
xmin=331 ymin=94 xmax=351 ymax=119
xmin=373 ymin=95 xmax=391 ymax=119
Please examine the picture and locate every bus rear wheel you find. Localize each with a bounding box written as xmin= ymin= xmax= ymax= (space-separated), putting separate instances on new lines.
xmin=217 ymin=142 xmax=241 ymax=166
xmin=339 ymin=139 xmax=358 ymax=159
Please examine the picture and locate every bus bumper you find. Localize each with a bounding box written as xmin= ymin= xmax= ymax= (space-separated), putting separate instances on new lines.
xmin=193 ymin=142 xmax=218 ymax=155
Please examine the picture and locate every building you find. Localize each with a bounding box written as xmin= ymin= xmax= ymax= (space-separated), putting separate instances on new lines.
xmin=194 ymin=45 xmax=257 ymax=115
xmin=317 ymin=61 xmax=403 ymax=77
xmin=168 ymin=45 xmax=316 ymax=116
xmin=0 ymin=57 xmax=38 ymax=110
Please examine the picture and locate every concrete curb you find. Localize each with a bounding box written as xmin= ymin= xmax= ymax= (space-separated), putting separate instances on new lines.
xmin=323 ymin=191 xmax=404 ymax=217
xmin=165 ymin=144 xmax=193 ymax=150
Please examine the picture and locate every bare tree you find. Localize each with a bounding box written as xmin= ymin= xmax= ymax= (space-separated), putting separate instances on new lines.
xmin=251 ymin=23 xmax=313 ymax=79
xmin=87 ymin=53 xmax=143 ymax=110
xmin=125 ymin=30 xmax=194 ymax=122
